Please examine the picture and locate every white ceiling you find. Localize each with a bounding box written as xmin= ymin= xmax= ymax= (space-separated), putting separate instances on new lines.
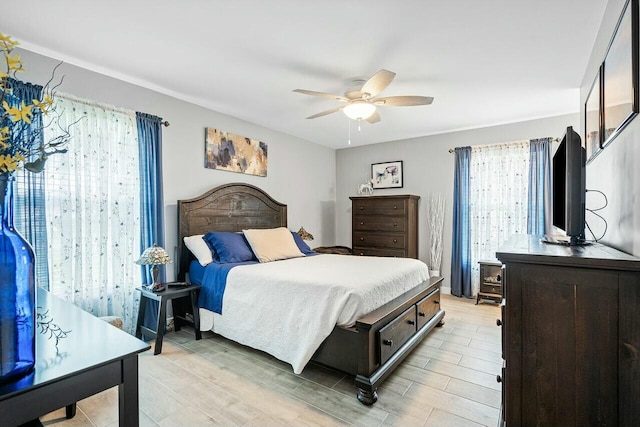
xmin=1 ymin=0 xmax=607 ymax=149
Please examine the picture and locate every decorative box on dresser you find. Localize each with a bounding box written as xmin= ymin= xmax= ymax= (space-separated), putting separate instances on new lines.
xmin=350 ymin=195 xmax=419 ymax=258
xmin=496 ymin=234 xmax=640 ymax=427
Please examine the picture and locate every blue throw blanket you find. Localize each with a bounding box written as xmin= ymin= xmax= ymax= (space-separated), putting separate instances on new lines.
xmin=189 ymin=260 xmax=257 ymax=314
xmin=189 ymin=253 xmax=319 ymax=314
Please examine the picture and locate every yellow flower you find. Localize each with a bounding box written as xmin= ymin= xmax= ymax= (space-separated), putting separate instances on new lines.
xmin=2 ymin=101 xmax=33 ymax=124
xmin=0 ymin=128 xmax=9 ymax=150
xmin=0 ymin=32 xmax=19 ymax=51
xmin=6 ymin=54 xmax=23 ymax=72
xmin=32 ymin=97 xmax=52 ymax=115
xmin=0 ymin=153 xmax=25 ymax=173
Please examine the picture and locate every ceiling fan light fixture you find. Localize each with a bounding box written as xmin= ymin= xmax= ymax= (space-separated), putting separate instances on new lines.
xmin=343 ymin=101 xmax=376 ymax=120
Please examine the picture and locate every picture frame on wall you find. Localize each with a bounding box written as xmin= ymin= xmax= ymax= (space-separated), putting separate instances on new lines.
xmin=584 ymin=66 xmax=602 ymax=163
xmin=602 ymin=0 xmax=638 ymax=149
xmin=371 ymin=160 xmax=403 ymax=189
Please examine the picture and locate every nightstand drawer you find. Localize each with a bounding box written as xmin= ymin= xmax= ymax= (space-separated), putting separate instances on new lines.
xmin=480 ymin=282 xmax=502 ymax=295
xmin=353 ymin=199 xmax=407 ymax=216
xmin=353 ymin=232 xmax=405 ymax=248
xmin=354 ymin=216 xmax=406 ymax=232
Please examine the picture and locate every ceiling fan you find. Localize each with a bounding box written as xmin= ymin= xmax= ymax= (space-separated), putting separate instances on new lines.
xmin=293 ymin=69 xmax=433 ymax=124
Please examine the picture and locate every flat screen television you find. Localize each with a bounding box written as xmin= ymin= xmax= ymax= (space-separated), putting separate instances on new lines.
xmin=544 ymin=126 xmax=588 ymax=245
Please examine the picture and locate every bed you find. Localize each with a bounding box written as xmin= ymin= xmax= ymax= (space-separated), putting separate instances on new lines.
xmin=177 ymin=183 xmax=445 ymax=405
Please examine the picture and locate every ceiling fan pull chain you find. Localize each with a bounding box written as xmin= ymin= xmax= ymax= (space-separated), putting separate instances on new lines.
xmin=348 ymin=118 xmax=351 ymax=145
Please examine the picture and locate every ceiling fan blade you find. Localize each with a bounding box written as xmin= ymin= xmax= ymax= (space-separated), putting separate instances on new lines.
xmin=293 ymin=89 xmax=348 ymax=102
xmin=361 ymin=69 xmax=396 ymax=99
xmin=365 ymin=111 xmax=381 ymax=124
xmin=374 ymin=96 xmax=434 ymax=106
xmin=306 ymin=106 xmax=342 ymax=119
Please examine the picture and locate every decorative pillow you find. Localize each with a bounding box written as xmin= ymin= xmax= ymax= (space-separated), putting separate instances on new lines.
xmin=243 ymin=227 xmax=305 ymax=263
xmin=204 ymin=231 xmax=256 ymax=263
xmin=291 ymin=231 xmax=315 ymax=255
xmin=183 ymin=235 xmax=214 ymax=266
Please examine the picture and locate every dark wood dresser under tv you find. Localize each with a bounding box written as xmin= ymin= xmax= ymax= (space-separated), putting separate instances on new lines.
xmin=496 ymin=234 xmax=640 ymax=427
xmin=350 ymin=195 xmax=419 ymax=258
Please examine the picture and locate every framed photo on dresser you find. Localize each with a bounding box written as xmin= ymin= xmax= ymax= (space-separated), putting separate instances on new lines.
xmin=371 ymin=160 xmax=403 ymax=189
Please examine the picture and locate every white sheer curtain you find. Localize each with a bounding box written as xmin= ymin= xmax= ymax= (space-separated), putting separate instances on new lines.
xmin=469 ymin=142 xmax=529 ymax=295
xmin=43 ymin=94 xmax=142 ymax=332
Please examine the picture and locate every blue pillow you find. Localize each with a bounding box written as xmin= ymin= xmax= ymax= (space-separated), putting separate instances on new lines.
xmin=204 ymin=232 xmax=256 ymax=263
xmin=291 ymin=231 xmax=315 ymax=255
xmin=202 ymin=237 xmax=220 ymax=262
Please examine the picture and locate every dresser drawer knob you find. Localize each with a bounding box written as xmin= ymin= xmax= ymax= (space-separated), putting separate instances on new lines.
xmin=360 ymin=237 xmax=364 ymax=241
xmin=393 ymin=205 xmax=397 ymax=209
xmin=360 ymin=222 xmax=364 ymax=225
xmin=496 ymin=319 xmax=502 ymax=327
xmin=393 ymin=222 xmax=398 ymax=226
xmin=418 ymin=311 xmax=426 ymax=317
xmin=383 ymin=339 xmax=393 ymax=346
xmin=496 ymin=375 xmax=502 ymax=383
xmin=407 ymin=320 xmax=415 ymax=325
xmin=359 ymin=252 xmax=364 ymax=256
xmin=434 ymin=300 xmax=439 ymax=304
xmin=360 ymin=206 xmax=364 ymax=210
xmin=393 ymin=239 xmax=397 ymax=243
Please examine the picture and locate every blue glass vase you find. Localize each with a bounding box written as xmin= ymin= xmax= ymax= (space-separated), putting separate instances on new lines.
xmin=0 ymin=174 xmax=36 ymax=384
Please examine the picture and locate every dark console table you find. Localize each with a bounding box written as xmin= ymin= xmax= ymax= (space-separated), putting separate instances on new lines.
xmin=0 ymin=289 xmax=150 ymax=426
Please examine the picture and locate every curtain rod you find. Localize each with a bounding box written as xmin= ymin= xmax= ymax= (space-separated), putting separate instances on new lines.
xmin=448 ymin=137 xmax=560 ymax=153
xmin=161 ymin=120 xmax=170 ymax=127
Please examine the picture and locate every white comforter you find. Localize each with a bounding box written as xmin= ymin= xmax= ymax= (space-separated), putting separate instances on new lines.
xmin=199 ymin=254 xmax=430 ymax=374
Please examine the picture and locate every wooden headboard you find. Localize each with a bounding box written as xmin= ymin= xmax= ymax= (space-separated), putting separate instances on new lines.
xmin=177 ymin=183 xmax=287 ymax=280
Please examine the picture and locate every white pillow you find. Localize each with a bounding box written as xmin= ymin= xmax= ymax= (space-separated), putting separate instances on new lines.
xmin=242 ymin=227 xmax=305 ymax=263
xmin=184 ymin=235 xmax=214 ymax=266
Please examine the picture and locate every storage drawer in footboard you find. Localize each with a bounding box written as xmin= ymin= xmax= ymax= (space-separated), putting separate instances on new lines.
xmin=378 ymin=305 xmax=417 ymax=364
xmin=416 ymin=288 xmax=440 ymax=330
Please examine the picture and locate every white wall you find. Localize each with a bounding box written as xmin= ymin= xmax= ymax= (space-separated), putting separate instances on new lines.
xmin=16 ymin=48 xmax=336 ymax=281
xmin=336 ymin=113 xmax=578 ymax=293
xmin=580 ymin=0 xmax=640 ymax=256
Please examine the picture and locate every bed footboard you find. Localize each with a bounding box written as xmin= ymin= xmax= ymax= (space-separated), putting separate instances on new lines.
xmin=312 ymin=276 xmax=445 ymax=405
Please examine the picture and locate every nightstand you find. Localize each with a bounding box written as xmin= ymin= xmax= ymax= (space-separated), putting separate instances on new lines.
xmin=135 ymin=283 xmax=202 ymax=355
xmin=476 ymin=260 xmax=502 ymax=304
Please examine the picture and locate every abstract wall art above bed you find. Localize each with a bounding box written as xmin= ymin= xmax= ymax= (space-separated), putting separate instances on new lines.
xmin=205 ymin=127 xmax=268 ymax=176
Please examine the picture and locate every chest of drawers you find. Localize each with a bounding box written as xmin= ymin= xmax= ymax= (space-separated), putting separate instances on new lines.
xmin=350 ymin=195 xmax=419 ymax=258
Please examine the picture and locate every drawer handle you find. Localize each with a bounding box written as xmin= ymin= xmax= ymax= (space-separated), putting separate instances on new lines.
xmin=496 ymin=319 xmax=502 ymax=327
xmin=360 ymin=206 xmax=364 ymax=210
xmin=393 ymin=222 xmax=398 ymax=227
xmin=418 ymin=311 xmax=426 ymax=317
xmin=383 ymin=339 xmax=393 ymax=346
xmin=407 ymin=320 xmax=415 ymax=325
xmin=496 ymin=375 xmax=502 ymax=383
xmin=360 ymin=237 xmax=364 ymax=241
xmin=393 ymin=205 xmax=397 ymax=209
xmin=434 ymin=300 xmax=439 ymax=304
xmin=359 ymin=252 xmax=364 ymax=256
xmin=360 ymin=222 xmax=364 ymax=225
xmin=393 ymin=239 xmax=397 ymax=243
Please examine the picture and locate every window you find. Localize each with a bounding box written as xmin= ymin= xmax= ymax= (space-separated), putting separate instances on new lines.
xmin=469 ymin=142 xmax=529 ymax=293
xmin=42 ymin=94 xmax=142 ymax=331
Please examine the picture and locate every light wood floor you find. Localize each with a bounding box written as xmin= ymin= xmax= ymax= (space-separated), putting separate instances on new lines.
xmin=41 ymin=294 xmax=501 ymax=427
